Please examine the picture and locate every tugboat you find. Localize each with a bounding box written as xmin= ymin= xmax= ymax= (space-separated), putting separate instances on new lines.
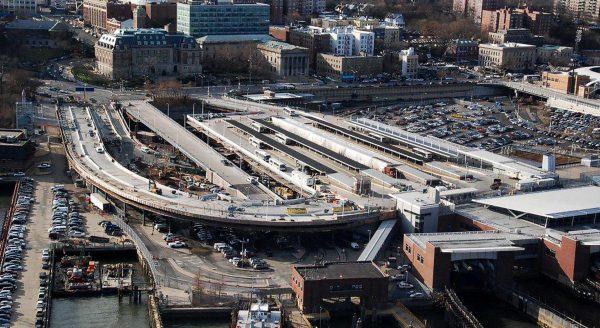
xmin=235 ymin=300 xmax=281 ymax=328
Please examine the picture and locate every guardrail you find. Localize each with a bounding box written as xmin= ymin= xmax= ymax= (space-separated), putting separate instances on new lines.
xmin=111 ymin=216 xmax=193 ymax=294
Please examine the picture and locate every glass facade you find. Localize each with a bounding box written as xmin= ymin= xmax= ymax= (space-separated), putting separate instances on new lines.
xmin=177 ymin=3 xmax=270 ymax=37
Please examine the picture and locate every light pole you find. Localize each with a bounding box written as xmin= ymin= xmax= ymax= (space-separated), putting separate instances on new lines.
xmin=192 ymin=103 xmax=196 ymax=117
xmin=368 ymin=229 xmax=372 ymax=242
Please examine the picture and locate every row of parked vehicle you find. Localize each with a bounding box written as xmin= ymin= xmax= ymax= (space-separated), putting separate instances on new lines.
xmin=0 ymin=178 xmax=34 ymax=326
xmin=98 ymin=221 xmax=123 ymax=236
xmin=47 ymin=185 xmax=86 ymax=240
xmin=213 ymin=243 xmax=268 ymax=270
xmin=162 ymin=233 xmax=188 ymax=248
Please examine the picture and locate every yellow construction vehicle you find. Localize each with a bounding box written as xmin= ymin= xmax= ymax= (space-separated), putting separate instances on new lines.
xmin=149 ymin=179 xmax=162 ymax=195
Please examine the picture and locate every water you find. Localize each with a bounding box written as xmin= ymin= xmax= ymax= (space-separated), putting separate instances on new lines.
xmin=50 ymin=260 xmax=150 ymax=328
xmin=163 ymin=318 xmax=229 ymax=328
xmin=50 ymin=295 xmax=150 ymax=328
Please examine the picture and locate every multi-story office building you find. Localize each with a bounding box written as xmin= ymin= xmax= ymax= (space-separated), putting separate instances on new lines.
xmin=95 ymin=26 xmax=202 ymax=79
xmin=256 ymin=40 xmax=309 ymax=77
xmin=177 ymin=0 xmax=270 ymax=38
xmin=478 ymin=42 xmax=536 ymax=71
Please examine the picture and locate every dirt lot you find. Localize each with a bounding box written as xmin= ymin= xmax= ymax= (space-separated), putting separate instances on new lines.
xmin=511 ymin=149 xmax=580 ymax=165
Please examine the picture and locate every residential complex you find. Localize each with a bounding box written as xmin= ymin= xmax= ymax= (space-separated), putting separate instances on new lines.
xmin=95 ymin=26 xmax=202 ymax=79
xmin=453 ymin=0 xmax=506 ymax=22
xmin=478 ymin=42 xmax=536 ymax=71
xmin=481 ymin=6 xmax=552 ymax=35
xmin=176 ymin=0 xmax=270 ymax=37
xmin=83 ymin=0 xmax=132 ymax=30
xmin=399 ymin=47 xmax=418 ymax=78
xmin=554 ymin=0 xmax=600 ymax=22
xmin=328 ymin=27 xmax=374 ymax=56
xmin=288 ymin=26 xmax=330 ymax=70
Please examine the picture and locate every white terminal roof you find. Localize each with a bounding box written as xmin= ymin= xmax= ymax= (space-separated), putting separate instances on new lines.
xmin=407 ymin=231 xmax=536 ymax=253
xmin=474 ymin=186 xmax=600 ymax=219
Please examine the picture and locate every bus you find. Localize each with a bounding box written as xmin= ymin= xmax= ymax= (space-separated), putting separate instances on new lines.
xmin=368 ymin=132 xmax=390 ymax=143
xmin=523 ymin=74 xmax=541 ymax=83
xmin=255 ymin=149 xmax=271 ymax=161
xmin=252 ymin=122 xmax=266 ymax=133
xmin=269 ymin=158 xmax=287 ymax=171
xmin=275 ymin=132 xmax=293 ymax=145
xmin=249 ymin=137 xmax=265 ymax=149
xmin=413 ymin=148 xmax=433 ymax=160
xmin=283 ymin=107 xmax=298 ymax=116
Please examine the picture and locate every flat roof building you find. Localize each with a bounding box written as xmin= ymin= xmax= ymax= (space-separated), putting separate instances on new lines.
xmin=177 ymin=0 xmax=270 ymax=37
xmin=478 ymin=42 xmax=536 ymax=72
xmin=291 ymin=261 xmax=388 ymax=314
xmin=474 ymin=186 xmax=600 ymax=227
xmin=316 ymin=53 xmax=383 ymax=79
xmin=256 ymin=40 xmax=309 ymax=77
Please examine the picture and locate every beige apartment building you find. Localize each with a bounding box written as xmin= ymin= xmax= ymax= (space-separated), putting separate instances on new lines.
xmin=478 ymin=42 xmax=536 ymax=71
xmin=316 ymin=53 xmax=383 ymax=78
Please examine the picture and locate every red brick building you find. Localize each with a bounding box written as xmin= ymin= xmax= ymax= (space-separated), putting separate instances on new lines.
xmin=290 ymin=262 xmax=388 ymax=314
xmin=403 ymin=186 xmax=600 ymax=290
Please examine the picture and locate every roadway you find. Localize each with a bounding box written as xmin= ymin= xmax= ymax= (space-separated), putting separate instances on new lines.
xmin=124 ymin=100 xmax=270 ymax=201
xmin=59 ymin=105 xmax=383 ymax=230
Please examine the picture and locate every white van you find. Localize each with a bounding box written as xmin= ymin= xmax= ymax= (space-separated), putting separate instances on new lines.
xmin=141 ymin=146 xmax=151 ymax=153
xmin=213 ymin=242 xmax=227 ymax=250
xmin=95 ymin=147 xmax=104 ymax=153
xmin=350 ymin=242 xmax=360 ymax=250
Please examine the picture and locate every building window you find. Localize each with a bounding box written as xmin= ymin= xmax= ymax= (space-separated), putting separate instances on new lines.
xmin=416 ymin=254 xmax=424 ymax=264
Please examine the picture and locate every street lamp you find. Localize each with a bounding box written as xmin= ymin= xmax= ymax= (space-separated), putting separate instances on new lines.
xmin=368 ymin=229 xmax=372 ymax=242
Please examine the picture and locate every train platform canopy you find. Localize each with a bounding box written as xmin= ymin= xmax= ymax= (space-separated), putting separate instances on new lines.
xmin=474 ymin=186 xmax=600 ymax=219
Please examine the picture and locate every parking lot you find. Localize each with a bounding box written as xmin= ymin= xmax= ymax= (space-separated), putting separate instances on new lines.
xmin=357 ymin=98 xmax=600 ymax=158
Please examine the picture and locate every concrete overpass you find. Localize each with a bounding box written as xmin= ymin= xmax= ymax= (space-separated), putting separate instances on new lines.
xmin=57 ymin=104 xmax=388 ymax=231
xmin=494 ymin=81 xmax=600 ymax=116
